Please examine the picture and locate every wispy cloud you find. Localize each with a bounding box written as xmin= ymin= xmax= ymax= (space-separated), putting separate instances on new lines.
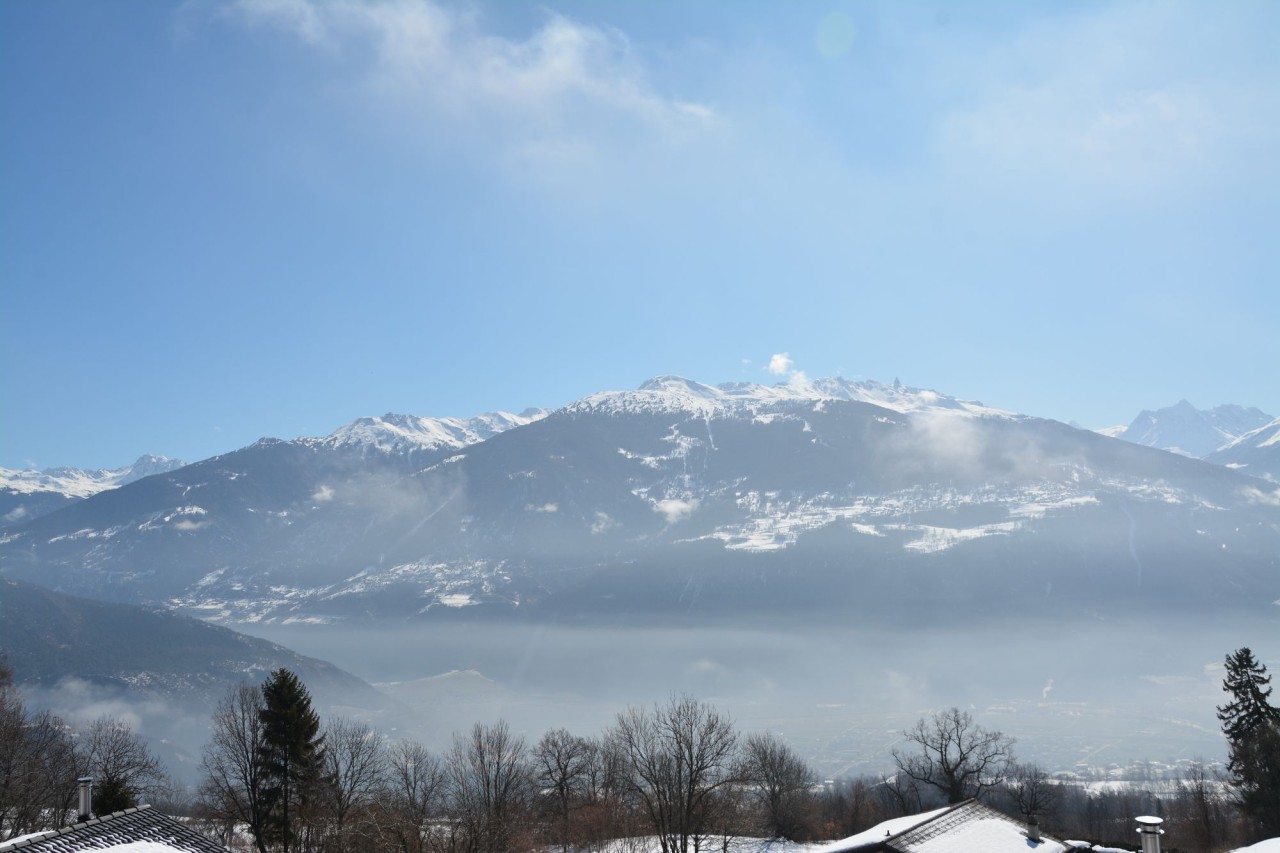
xmin=220 ymin=0 xmax=715 ymax=181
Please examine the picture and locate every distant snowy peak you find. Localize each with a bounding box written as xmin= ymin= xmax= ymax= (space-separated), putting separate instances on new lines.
xmin=566 ymin=375 xmax=1013 ymax=418
xmin=320 ymin=409 xmax=548 ymax=456
xmin=1227 ymin=416 xmax=1280 ymax=451
xmin=1116 ymin=400 xmax=1274 ymax=458
xmin=1207 ymin=416 xmax=1280 ymax=481
xmin=0 ymin=455 xmax=186 ymax=498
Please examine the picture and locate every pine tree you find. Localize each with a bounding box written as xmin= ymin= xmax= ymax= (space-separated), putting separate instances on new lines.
xmin=257 ymin=669 xmax=326 ymax=853
xmin=1217 ymin=647 xmax=1280 ymax=841
xmin=1218 ymin=648 xmax=1279 ymax=750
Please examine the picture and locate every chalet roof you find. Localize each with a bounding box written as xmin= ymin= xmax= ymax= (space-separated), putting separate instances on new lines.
xmin=0 ymin=806 xmax=228 ymax=853
xmin=820 ymin=799 xmax=1070 ymax=853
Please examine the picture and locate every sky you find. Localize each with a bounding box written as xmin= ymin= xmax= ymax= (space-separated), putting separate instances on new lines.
xmin=2 ymin=0 xmax=1278 ymax=470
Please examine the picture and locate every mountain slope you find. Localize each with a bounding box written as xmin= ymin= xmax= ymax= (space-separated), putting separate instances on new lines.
xmin=0 ymin=578 xmax=385 ymax=710
xmin=2 ymin=378 xmax=1277 ymax=626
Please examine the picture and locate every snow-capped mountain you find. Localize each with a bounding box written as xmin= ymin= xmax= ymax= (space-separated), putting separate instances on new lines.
xmin=568 ymin=375 xmax=1009 ymax=419
xmin=1107 ymin=400 xmax=1274 ymax=458
xmin=3 ymin=375 xmax=1276 ymax=627
xmin=316 ymin=409 xmax=547 ymax=460
xmin=0 ymin=455 xmax=186 ymax=527
xmin=1208 ymin=416 xmax=1280 ymax=482
xmin=0 ymin=454 xmax=187 ymax=498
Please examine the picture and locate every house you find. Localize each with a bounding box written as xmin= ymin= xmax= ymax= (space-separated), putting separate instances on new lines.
xmin=816 ymin=799 xmax=1074 ymax=853
xmin=0 ymin=805 xmax=229 ymax=853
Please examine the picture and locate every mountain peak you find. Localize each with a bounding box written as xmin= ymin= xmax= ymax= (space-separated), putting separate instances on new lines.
xmin=637 ymin=375 xmax=723 ymax=398
xmin=0 ymin=454 xmax=185 ymax=500
xmin=321 ymin=409 xmax=545 ymax=456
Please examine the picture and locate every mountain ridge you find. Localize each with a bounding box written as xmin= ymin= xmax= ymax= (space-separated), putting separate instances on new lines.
xmin=3 ymin=375 xmax=1276 ymax=628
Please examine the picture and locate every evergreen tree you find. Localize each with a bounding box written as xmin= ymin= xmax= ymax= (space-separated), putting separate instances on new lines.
xmin=1217 ymin=647 xmax=1280 ymax=841
xmin=257 ymin=669 xmax=326 ymax=853
xmin=1218 ymin=648 xmax=1279 ymax=750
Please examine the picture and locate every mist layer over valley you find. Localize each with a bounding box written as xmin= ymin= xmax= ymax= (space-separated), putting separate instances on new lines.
xmin=237 ymin=613 xmax=1261 ymax=779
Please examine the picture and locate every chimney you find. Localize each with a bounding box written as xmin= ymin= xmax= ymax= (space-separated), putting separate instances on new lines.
xmin=76 ymin=776 xmax=93 ymax=822
xmin=1136 ymin=815 xmax=1164 ymax=853
xmin=1027 ymin=815 xmax=1041 ymax=843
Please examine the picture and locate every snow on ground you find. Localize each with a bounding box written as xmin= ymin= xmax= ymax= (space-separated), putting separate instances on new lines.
xmin=1233 ymin=840 xmax=1280 ymax=853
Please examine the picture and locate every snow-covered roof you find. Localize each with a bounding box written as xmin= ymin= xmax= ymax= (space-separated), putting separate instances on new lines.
xmin=817 ymin=800 xmax=1069 ymax=853
xmin=0 ymin=806 xmax=227 ymax=852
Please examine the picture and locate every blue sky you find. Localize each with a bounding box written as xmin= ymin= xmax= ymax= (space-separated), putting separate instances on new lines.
xmin=3 ymin=0 xmax=1278 ymax=470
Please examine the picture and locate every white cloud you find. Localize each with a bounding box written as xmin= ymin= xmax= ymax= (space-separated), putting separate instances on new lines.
xmin=3 ymin=506 xmax=28 ymax=523
xmin=766 ymin=352 xmax=809 ymax=387
xmin=311 ymin=484 xmax=335 ymax=502
xmin=222 ymin=0 xmax=716 ymax=180
xmin=767 ymin=353 xmax=794 ymax=376
xmin=528 ymin=502 xmax=558 ymax=513
xmin=653 ymin=498 xmax=698 ymax=524
xmin=173 ymin=519 xmax=209 ymax=532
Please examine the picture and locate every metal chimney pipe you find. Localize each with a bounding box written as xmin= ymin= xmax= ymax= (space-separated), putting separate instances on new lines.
xmin=76 ymin=776 xmax=93 ymax=822
xmin=1027 ymin=816 xmax=1041 ymax=843
xmin=1136 ymin=815 xmax=1164 ymax=853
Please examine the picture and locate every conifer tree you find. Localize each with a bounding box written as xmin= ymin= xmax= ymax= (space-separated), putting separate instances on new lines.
xmin=257 ymin=669 xmax=326 ymax=853
xmin=1218 ymin=648 xmax=1279 ymax=749
xmin=1217 ymin=647 xmax=1280 ymax=840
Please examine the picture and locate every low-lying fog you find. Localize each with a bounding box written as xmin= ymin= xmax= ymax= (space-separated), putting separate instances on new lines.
xmin=26 ymin=613 xmax=1266 ymax=786
xmin=236 ymin=613 xmax=1264 ymax=779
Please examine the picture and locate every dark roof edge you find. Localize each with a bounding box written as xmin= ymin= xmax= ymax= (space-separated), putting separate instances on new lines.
xmin=0 ymin=805 xmax=153 ymax=851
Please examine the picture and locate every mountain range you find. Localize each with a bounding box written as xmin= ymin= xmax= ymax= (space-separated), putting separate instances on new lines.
xmin=1103 ymin=400 xmax=1279 ymax=480
xmin=2 ymin=376 xmax=1277 ymax=628
xmin=0 ymin=455 xmax=186 ymax=529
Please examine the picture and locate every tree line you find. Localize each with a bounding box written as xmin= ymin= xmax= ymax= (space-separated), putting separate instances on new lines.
xmin=0 ymin=658 xmax=169 ymax=837
xmin=3 ymin=648 xmax=1279 ymax=851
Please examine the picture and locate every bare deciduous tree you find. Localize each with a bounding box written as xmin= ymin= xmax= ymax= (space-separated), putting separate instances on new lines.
xmin=198 ymin=683 xmax=270 ymax=853
xmin=78 ymin=716 xmax=168 ymax=814
xmin=384 ymin=739 xmax=445 ymax=853
xmin=609 ymin=695 xmax=740 ymax=853
xmin=878 ymin=770 xmax=923 ymax=816
xmin=445 ymin=720 xmax=531 ymax=853
xmin=322 ymin=716 xmax=386 ymax=849
xmin=1171 ymin=759 xmax=1228 ymax=852
xmin=0 ymin=687 xmax=78 ymax=839
xmin=739 ymin=731 xmax=816 ymax=841
xmin=891 ymin=707 xmax=1014 ymax=804
xmin=534 ymin=728 xmax=593 ymax=853
xmin=1006 ymin=761 xmax=1058 ymax=821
